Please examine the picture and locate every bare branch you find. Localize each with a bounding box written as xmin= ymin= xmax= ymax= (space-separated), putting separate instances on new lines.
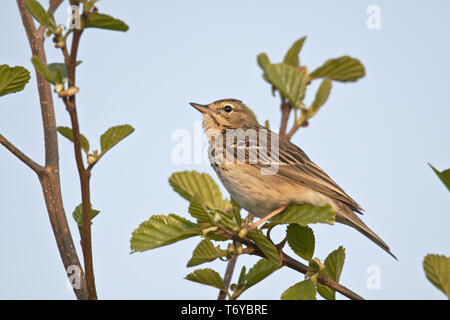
xmin=0 ymin=134 xmax=44 ymax=174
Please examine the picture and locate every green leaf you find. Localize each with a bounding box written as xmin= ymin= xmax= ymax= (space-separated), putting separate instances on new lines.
xmin=187 ymin=239 xmax=228 ymax=267
xmin=283 ymin=36 xmax=306 ymax=67
xmin=317 ymin=246 xmax=346 ymax=300
xmin=307 ymin=79 xmax=332 ymax=118
xmin=0 ymin=64 xmax=31 ymax=97
xmin=85 ymin=13 xmax=129 ymax=32
xmin=188 ymin=198 xmax=212 ymax=224
xmin=264 ymin=63 xmax=308 ymax=110
xmin=72 ymin=203 xmax=100 ymax=228
xmin=185 ymin=268 xmax=227 ymax=291
xmin=281 ymin=280 xmax=317 ymax=300
xmin=100 ymin=124 xmax=134 ymax=155
xmin=169 ymin=171 xmax=224 ymax=211
xmin=247 ymin=230 xmax=280 ymax=266
xmin=244 ymin=258 xmax=279 ymax=289
xmin=287 ymin=224 xmax=315 ymax=261
xmin=257 ymin=53 xmax=271 ymax=70
xmin=25 ymin=0 xmax=56 ymax=31
xmin=31 ymin=56 xmax=55 ymax=84
xmin=130 ymin=214 xmax=201 ymax=252
xmin=269 ymin=204 xmax=335 ymax=227
xmin=310 ymin=56 xmax=365 ymax=82
xmin=429 ymin=164 xmax=450 ymax=192
xmin=57 ymin=126 xmax=90 ymax=154
xmin=47 ymin=63 xmax=68 ymax=84
xmin=423 ymin=254 xmax=450 ymax=298
xmin=237 ymin=266 xmax=247 ymax=285
xmin=230 ymin=197 xmax=242 ymax=226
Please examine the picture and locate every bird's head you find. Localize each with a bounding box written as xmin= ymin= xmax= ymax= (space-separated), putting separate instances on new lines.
xmin=190 ymin=99 xmax=257 ymax=133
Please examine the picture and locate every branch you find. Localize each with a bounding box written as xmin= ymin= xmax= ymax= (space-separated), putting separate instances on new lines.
xmin=218 ymin=243 xmax=238 ymax=300
xmin=0 ymin=134 xmax=44 ymax=174
xmin=60 ymin=10 xmax=97 ymax=299
xmin=216 ymin=224 xmax=363 ymax=300
xmin=281 ymin=253 xmax=364 ymax=300
xmin=286 ymin=111 xmax=308 ymax=140
xmin=279 ymin=98 xmax=291 ymax=138
xmin=16 ymin=0 xmax=88 ymax=299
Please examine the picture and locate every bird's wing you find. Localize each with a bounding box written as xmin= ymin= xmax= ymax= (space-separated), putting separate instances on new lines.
xmin=254 ymin=127 xmax=364 ymax=213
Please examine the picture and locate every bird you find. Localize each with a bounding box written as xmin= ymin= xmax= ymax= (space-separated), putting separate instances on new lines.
xmin=190 ymin=98 xmax=397 ymax=260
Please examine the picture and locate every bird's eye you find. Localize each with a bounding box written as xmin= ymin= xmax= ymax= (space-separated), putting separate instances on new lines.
xmin=224 ymin=105 xmax=233 ymax=113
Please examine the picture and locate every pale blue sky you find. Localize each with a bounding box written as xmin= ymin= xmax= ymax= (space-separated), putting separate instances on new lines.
xmin=1 ymin=0 xmax=449 ymax=299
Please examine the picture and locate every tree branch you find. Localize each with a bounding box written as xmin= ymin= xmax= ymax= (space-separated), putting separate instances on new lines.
xmin=279 ymin=98 xmax=291 ymax=138
xmin=218 ymin=243 xmax=238 ymax=300
xmin=286 ymin=111 xmax=308 ymax=140
xmin=16 ymin=0 xmax=88 ymax=299
xmin=0 ymin=134 xmax=44 ymax=174
xmin=216 ymin=224 xmax=364 ymax=300
xmin=60 ymin=9 xmax=97 ymax=299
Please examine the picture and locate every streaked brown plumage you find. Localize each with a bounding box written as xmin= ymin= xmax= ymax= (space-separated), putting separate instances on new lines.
xmin=190 ymin=98 xmax=396 ymax=259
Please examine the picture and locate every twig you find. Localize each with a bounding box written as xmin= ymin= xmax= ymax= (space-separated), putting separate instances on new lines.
xmin=216 ymin=224 xmax=364 ymax=300
xmin=218 ymin=243 xmax=238 ymax=300
xmin=0 ymin=134 xmax=44 ymax=174
xmin=282 ymin=253 xmax=364 ymax=300
xmin=60 ymin=9 xmax=97 ymax=299
xmin=15 ymin=0 xmax=88 ymax=299
xmin=286 ymin=111 xmax=308 ymax=140
xmin=279 ymin=98 xmax=291 ymax=138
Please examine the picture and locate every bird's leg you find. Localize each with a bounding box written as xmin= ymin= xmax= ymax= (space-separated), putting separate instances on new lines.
xmin=246 ymin=206 xmax=287 ymax=231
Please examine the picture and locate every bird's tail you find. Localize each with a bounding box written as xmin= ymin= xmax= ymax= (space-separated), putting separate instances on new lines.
xmin=335 ymin=205 xmax=397 ymax=260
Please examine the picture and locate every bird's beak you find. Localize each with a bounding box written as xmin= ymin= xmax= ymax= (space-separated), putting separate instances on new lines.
xmin=190 ymin=102 xmax=209 ymax=114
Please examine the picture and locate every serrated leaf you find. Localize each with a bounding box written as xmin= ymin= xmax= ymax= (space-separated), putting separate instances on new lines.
xmin=185 ymin=268 xmax=227 ymax=291
xmin=264 ymin=63 xmax=308 ymax=110
xmin=188 ymin=197 xmax=212 ymax=224
xmin=57 ymin=126 xmax=90 ymax=154
xmin=25 ymin=0 xmax=56 ymax=31
xmin=429 ymin=164 xmax=450 ymax=192
xmin=169 ymin=171 xmax=224 ymax=211
xmin=72 ymin=203 xmax=100 ymax=228
xmin=423 ymin=254 xmax=450 ymax=298
xmin=130 ymin=214 xmax=201 ymax=252
xmin=0 ymin=64 xmax=31 ymax=97
xmin=281 ymin=280 xmax=316 ymax=300
xmin=307 ymin=79 xmax=332 ymax=118
xmin=100 ymin=124 xmax=134 ymax=155
xmin=247 ymin=230 xmax=280 ymax=266
xmin=244 ymin=258 xmax=279 ymax=289
xmin=31 ymin=56 xmax=55 ymax=84
xmin=85 ymin=13 xmax=129 ymax=32
xmin=287 ymin=224 xmax=315 ymax=261
xmin=283 ymin=36 xmax=306 ymax=67
xmin=187 ymin=239 xmax=228 ymax=267
xmin=269 ymin=204 xmax=335 ymax=227
xmin=310 ymin=56 xmax=365 ymax=82
xmin=317 ymin=246 xmax=346 ymax=300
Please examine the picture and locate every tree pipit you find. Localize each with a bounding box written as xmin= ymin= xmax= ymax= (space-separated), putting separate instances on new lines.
xmin=190 ymin=99 xmax=396 ymax=259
